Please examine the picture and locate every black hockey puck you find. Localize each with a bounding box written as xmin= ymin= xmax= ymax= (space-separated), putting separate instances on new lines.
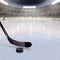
xmin=16 ymin=48 xmax=23 ymax=53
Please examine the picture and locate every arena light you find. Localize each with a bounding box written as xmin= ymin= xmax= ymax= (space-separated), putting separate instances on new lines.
xmin=51 ymin=0 xmax=60 ymax=5
xmin=0 ymin=0 xmax=9 ymax=5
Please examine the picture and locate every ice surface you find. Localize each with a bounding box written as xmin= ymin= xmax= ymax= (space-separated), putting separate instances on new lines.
xmin=0 ymin=17 xmax=60 ymax=60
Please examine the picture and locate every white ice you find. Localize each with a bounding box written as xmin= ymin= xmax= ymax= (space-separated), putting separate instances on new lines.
xmin=0 ymin=17 xmax=60 ymax=60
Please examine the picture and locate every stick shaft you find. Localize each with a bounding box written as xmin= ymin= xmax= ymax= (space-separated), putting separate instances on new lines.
xmin=0 ymin=22 xmax=9 ymax=38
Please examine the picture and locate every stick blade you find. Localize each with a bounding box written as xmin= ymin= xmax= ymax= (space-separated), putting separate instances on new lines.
xmin=25 ymin=42 xmax=32 ymax=47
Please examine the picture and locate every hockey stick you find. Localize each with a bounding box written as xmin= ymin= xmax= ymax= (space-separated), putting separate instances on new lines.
xmin=0 ymin=21 xmax=32 ymax=47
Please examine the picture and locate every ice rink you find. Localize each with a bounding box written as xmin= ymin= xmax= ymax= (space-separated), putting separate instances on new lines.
xmin=0 ymin=17 xmax=60 ymax=60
